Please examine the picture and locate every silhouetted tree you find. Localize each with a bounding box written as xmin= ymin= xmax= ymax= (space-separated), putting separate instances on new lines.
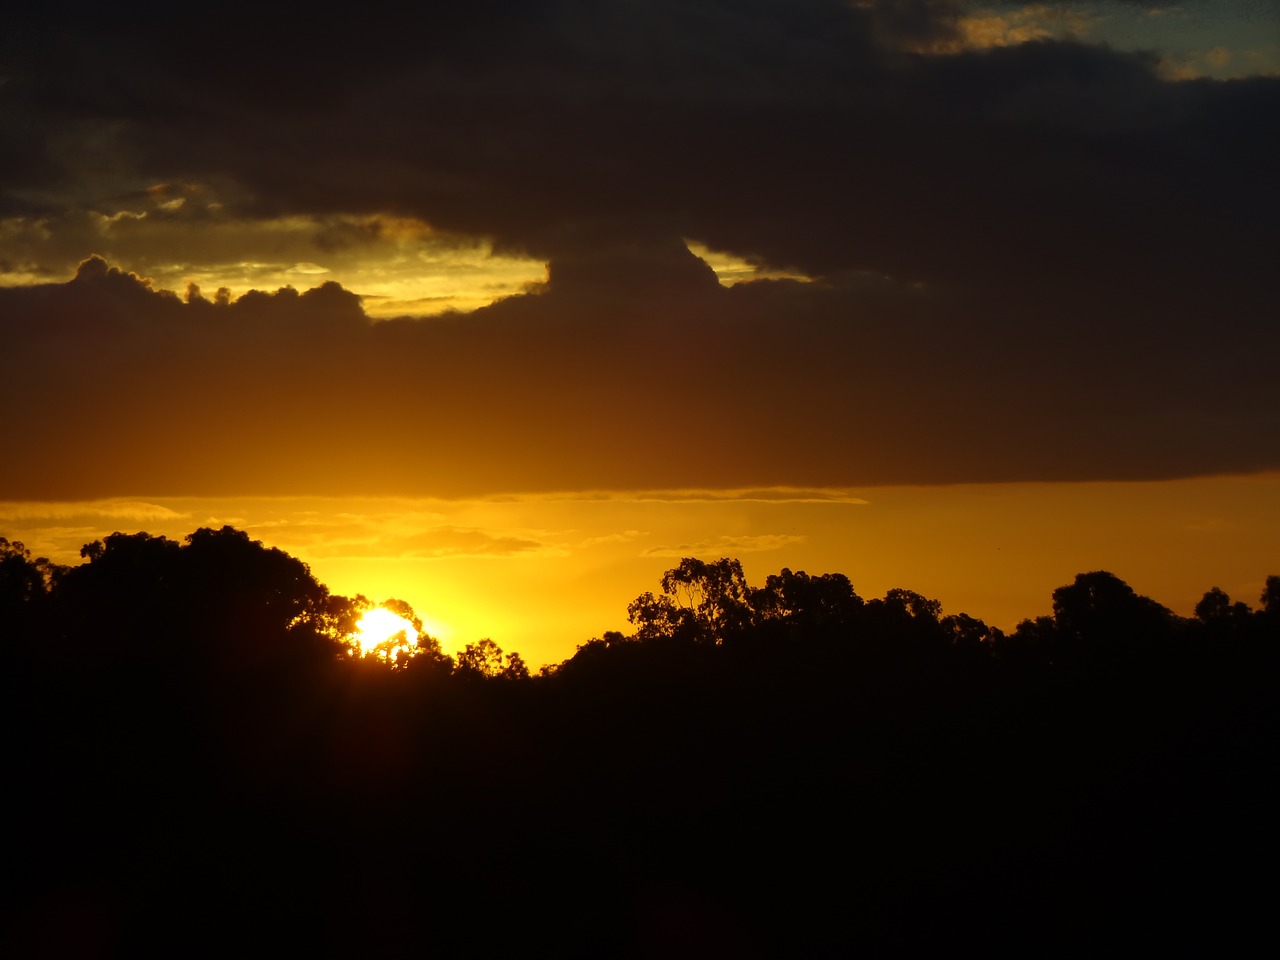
xmin=883 ymin=587 xmax=943 ymax=622
xmin=52 ymin=531 xmax=184 ymax=667
xmin=379 ymin=598 xmax=454 ymax=670
xmin=1002 ymin=614 xmax=1058 ymax=666
xmin=626 ymin=557 xmax=753 ymax=645
xmin=379 ymin=597 xmax=422 ymax=633
xmin=1 ymin=540 xmax=60 ymax=667
xmin=337 ymin=596 xmax=450 ymax=671
xmin=939 ymin=612 xmax=1003 ymax=655
xmin=502 ymin=651 xmax=530 ymax=680
xmin=4 ymin=525 xmax=1275 ymax=958
xmin=1195 ymin=587 xmax=1233 ymax=622
xmin=46 ymin=526 xmax=346 ymax=678
xmin=0 ymin=537 xmax=61 ymax=641
xmin=627 ymin=589 xmax=698 ymax=643
xmin=178 ymin=526 xmax=340 ymax=672
xmin=1002 ymin=571 xmax=1186 ymax=670
xmin=1261 ymin=576 xmax=1280 ymax=617
xmin=0 ymin=537 xmax=54 ymax=603
xmin=324 ymin=592 xmax=373 ymax=652
xmin=455 ymin=637 xmax=526 ymax=679
xmin=1194 ymin=587 xmax=1254 ymax=632
xmin=857 ymin=586 xmax=950 ymax=666
xmin=751 ymin=568 xmax=863 ymax=643
xmin=1050 ymin=570 xmax=1180 ymax=665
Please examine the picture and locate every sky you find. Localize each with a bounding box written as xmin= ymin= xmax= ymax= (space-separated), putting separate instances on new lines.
xmin=2 ymin=1 xmax=1277 ymax=666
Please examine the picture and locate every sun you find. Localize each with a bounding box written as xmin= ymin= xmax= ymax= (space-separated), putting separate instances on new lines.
xmin=351 ymin=606 xmax=420 ymax=661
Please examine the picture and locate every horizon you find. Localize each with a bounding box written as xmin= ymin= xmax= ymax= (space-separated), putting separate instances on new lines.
xmin=6 ymin=472 xmax=1277 ymax=668
xmin=3 ymin=1 xmax=1277 ymax=667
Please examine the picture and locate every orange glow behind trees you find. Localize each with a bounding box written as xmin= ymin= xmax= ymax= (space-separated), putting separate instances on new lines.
xmin=350 ymin=605 xmax=419 ymax=661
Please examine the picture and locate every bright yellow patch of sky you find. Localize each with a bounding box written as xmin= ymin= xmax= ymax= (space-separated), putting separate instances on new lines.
xmin=0 ymin=204 xmax=789 ymax=316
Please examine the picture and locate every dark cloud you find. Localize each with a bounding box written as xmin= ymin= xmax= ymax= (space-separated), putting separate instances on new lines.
xmin=2 ymin=244 xmax=1275 ymax=499
xmin=1 ymin=1 xmax=1275 ymax=497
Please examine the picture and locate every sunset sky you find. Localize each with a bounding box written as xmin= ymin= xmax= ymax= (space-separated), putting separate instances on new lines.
xmin=3 ymin=1 xmax=1277 ymax=666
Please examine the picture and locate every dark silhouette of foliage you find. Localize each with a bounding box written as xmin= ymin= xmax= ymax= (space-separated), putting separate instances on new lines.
xmin=751 ymin=567 xmax=863 ymax=643
xmin=1 ymin=532 xmax=1274 ymax=957
xmin=940 ymin=611 xmax=1005 ymax=654
xmin=625 ymin=557 xmax=755 ymax=646
xmin=1194 ymin=586 xmax=1255 ymax=638
xmin=0 ymin=537 xmax=63 ymax=646
xmin=1196 ymin=586 xmax=1235 ymax=622
xmin=1051 ymin=569 xmax=1178 ymax=642
xmin=0 ymin=537 xmax=58 ymax=605
xmin=46 ymin=526 xmax=343 ymax=678
xmin=659 ymin=556 xmax=754 ymax=640
xmin=342 ymin=596 xmax=454 ymax=671
xmin=1262 ymin=575 xmax=1280 ymax=617
xmin=454 ymin=636 xmax=527 ymax=679
xmin=627 ymin=588 xmax=696 ymax=642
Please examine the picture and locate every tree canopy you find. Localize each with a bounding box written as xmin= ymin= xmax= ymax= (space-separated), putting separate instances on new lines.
xmin=1 ymin=528 xmax=1274 ymax=956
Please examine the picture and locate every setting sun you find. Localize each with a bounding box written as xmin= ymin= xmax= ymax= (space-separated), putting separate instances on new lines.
xmin=350 ymin=606 xmax=419 ymax=660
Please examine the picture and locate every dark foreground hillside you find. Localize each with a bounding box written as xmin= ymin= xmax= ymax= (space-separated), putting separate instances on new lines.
xmin=2 ymin=532 xmax=1275 ymax=956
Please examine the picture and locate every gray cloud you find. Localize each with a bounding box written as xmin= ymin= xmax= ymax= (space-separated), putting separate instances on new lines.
xmin=2 ymin=245 xmax=1275 ymax=499
xmin=1 ymin=2 xmax=1275 ymax=499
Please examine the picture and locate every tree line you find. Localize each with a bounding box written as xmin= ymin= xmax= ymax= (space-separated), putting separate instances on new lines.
xmin=5 ymin=528 xmax=1273 ymax=679
xmin=1 ymin=528 xmax=1274 ymax=957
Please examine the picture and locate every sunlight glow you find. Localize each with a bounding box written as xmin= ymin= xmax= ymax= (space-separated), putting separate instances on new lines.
xmin=683 ymin=240 xmax=809 ymax=286
xmin=351 ymin=606 xmax=419 ymax=661
xmin=0 ymin=208 xmax=548 ymax=319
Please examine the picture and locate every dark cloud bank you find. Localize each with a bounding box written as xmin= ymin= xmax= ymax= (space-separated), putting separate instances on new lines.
xmin=2 ymin=1 xmax=1276 ymax=498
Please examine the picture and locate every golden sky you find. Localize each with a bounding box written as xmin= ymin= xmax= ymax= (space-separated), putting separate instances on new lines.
xmin=4 ymin=475 xmax=1277 ymax=667
xmin=2 ymin=2 xmax=1277 ymax=666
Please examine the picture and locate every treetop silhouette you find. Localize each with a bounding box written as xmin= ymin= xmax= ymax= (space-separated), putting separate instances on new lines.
xmin=1 ymin=528 xmax=1274 ymax=957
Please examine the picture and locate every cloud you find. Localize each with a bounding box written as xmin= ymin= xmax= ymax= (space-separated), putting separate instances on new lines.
xmin=929 ymin=3 xmax=1100 ymax=54
xmin=1160 ymin=42 xmax=1280 ymax=81
xmin=0 ymin=498 xmax=193 ymax=563
xmin=1 ymin=2 xmax=1275 ymax=499
xmin=6 ymin=7 xmax=1275 ymax=278
xmin=1 ymin=233 xmax=1276 ymax=500
xmin=301 ymin=527 xmax=549 ymax=560
xmin=188 ymin=501 xmax=554 ymax=560
xmin=0 ymin=499 xmax=188 ymax=524
xmin=0 ymin=201 xmax=545 ymax=316
xmin=578 ymin=530 xmax=646 ymax=548
xmin=642 ymin=534 xmax=808 ymax=558
xmin=552 ymin=489 xmax=872 ymax=505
